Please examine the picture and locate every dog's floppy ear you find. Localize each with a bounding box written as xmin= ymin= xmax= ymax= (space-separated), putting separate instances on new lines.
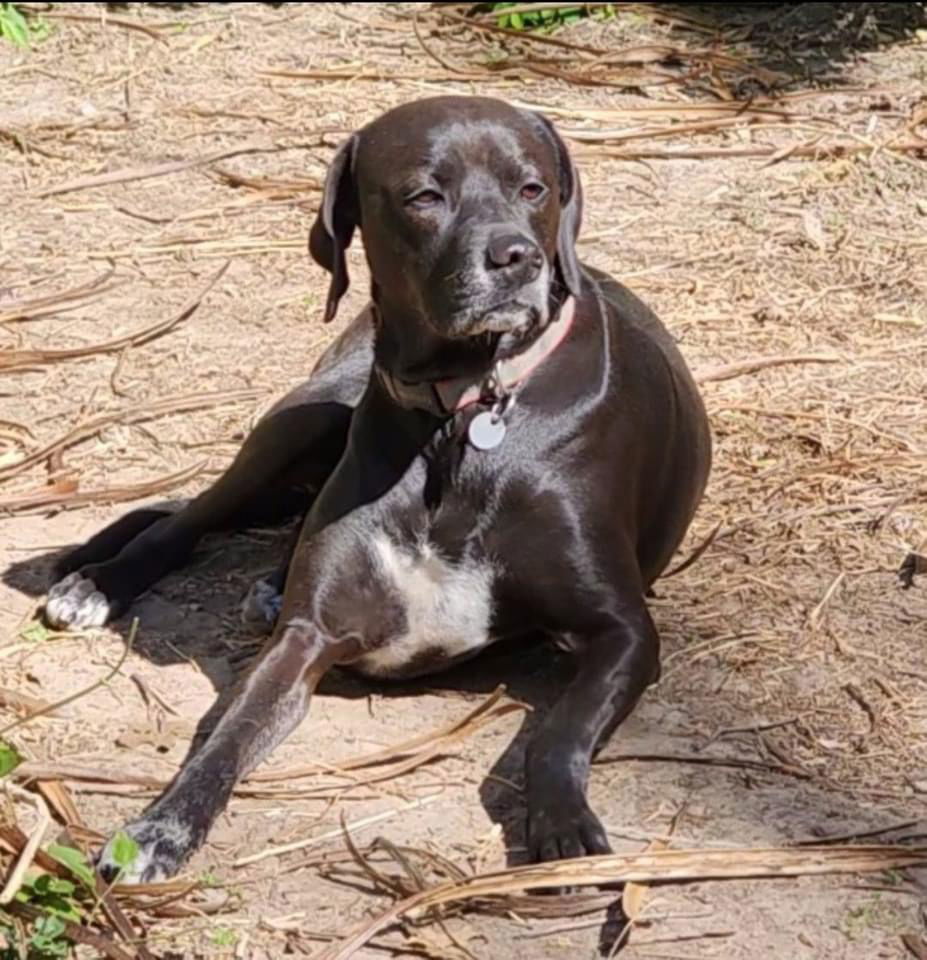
xmin=309 ymin=135 xmax=359 ymax=323
xmin=532 ymin=112 xmax=583 ymax=298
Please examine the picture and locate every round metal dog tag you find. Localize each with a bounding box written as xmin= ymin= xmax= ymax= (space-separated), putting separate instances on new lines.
xmin=468 ymin=411 xmax=506 ymax=450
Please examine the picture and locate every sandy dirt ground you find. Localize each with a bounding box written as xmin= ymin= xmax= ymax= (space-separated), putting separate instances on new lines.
xmin=1 ymin=3 xmax=927 ymax=958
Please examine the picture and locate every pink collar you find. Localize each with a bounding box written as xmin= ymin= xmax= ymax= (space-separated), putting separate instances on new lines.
xmin=436 ymin=296 xmax=577 ymax=413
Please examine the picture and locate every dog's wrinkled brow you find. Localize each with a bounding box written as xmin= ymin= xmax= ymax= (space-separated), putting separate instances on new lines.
xmin=425 ymin=119 xmax=531 ymax=169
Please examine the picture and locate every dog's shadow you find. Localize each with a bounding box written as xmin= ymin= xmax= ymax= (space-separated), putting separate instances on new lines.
xmin=4 ymin=524 xmax=571 ymax=858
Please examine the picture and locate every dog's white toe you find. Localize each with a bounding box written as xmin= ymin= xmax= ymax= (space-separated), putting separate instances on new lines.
xmin=45 ymin=572 xmax=111 ymax=629
xmin=97 ymin=815 xmax=193 ymax=885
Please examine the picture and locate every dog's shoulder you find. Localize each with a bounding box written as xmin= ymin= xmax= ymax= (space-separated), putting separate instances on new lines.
xmin=581 ymin=265 xmax=702 ymax=405
xmin=583 ymin=265 xmax=668 ymax=344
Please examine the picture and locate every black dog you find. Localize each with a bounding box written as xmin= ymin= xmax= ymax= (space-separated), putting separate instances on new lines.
xmin=44 ymin=96 xmax=711 ymax=882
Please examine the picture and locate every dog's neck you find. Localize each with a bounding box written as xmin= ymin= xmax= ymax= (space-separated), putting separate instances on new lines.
xmin=374 ymin=297 xmax=576 ymax=418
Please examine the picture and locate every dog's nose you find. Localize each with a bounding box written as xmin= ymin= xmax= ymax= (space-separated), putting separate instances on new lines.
xmin=486 ymin=232 xmax=542 ymax=279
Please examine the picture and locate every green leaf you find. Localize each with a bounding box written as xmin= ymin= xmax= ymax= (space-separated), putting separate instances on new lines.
xmin=30 ymin=17 xmax=49 ymax=42
xmin=34 ymin=874 xmax=76 ymax=898
xmin=510 ymin=11 xmax=524 ymax=29
xmin=110 ymin=831 xmax=139 ymax=870
xmin=0 ymin=741 xmax=22 ymax=778
xmin=46 ymin=844 xmax=95 ymax=889
xmin=47 ymin=877 xmax=76 ymax=896
xmin=211 ymin=927 xmax=239 ymax=947
xmin=20 ymin=621 xmax=51 ymax=643
xmin=1 ymin=4 xmax=29 ymax=47
xmin=32 ymin=912 xmax=66 ymax=943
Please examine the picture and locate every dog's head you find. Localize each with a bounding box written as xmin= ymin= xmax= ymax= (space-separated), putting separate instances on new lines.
xmin=309 ymin=96 xmax=582 ymax=343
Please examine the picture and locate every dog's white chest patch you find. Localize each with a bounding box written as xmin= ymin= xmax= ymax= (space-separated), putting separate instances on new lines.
xmin=355 ymin=534 xmax=495 ymax=677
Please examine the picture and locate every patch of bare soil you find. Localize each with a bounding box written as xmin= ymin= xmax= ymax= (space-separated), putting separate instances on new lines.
xmin=1 ymin=3 xmax=926 ymax=958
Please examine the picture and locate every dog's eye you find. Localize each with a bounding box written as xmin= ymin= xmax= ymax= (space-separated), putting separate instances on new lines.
xmin=520 ymin=182 xmax=546 ymax=202
xmin=406 ymin=189 xmax=444 ymax=209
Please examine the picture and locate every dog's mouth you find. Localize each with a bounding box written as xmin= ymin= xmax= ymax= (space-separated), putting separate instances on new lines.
xmin=460 ymin=300 xmax=544 ymax=337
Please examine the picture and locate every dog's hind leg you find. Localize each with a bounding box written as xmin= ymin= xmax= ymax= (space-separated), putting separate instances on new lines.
xmin=52 ymin=509 xmax=174 ymax=580
xmin=45 ymin=314 xmax=374 ymax=630
xmin=45 ymin=400 xmax=354 ymax=630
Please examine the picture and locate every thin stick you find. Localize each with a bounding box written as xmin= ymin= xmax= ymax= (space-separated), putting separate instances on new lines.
xmin=0 ymin=786 xmax=51 ymax=904
xmin=35 ymin=144 xmax=290 ymax=198
xmin=0 ymin=260 xmax=229 ymax=371
xmin=0 ymin=621 xmax=137 ymax=738
xmin=233 ymin=793 xmax=443 ymax=868
xmin=593 ymin=750 xmax=810 ymax=779
xmin=259 ymin=68 xmax=484 ymax=82
xmin=593 ymin=137 xmax=927 ymax=162
xmin=807 ymin=572 xmax=846 ymax=630
xmin=32 ymin=10 xmax=169 ymax=43
xmin=248 ymin=686 xmax=519 ymax=779
xmin=0 ymin=461 xmax=206 ymax=515
xmin=695 ymin=353 xmax=841 ymax=384
xmin=796 ymin=820 xmax=920 ymax=846
xmin=14 ymin=763 xmax=165 ymax=788
xmin=0 ymin=387 xmax=260 ymax=483
xmin=0 ymin=268 xmax=118 ymax=324
xmin=563 ymin=113 xmax=794 ymax=143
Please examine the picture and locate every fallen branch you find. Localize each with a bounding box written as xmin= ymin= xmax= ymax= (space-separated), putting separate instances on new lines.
xmin=591 ymin=137 xmax=927 ymax=163
xmin=29 ymin=9 xmax=170 ymax=43
xmin=234 ymin=793 xmax=443 ymax=868
xmin=0 ymin=387 xmax=260 ymax=483
xmin=248 ymin=686 xmax=523 ymax=780
xmin=259 ymin=67 xmax=484 ymax=82
xmin=0 ymin=268 xmax=119 ymax=324
xmin=0 ymin=787 xmax=50 ymax=905
xmin=213 ymin=167 xmax=321 ymax=194
xmin=317 ymin=845 xmax=927 ymax=960
xmin=563 ymin=112 xmax=800 ymax=144
xmin=695 ymin=353 xmax=841 ymax=384
xmin=14 ymin=763 xmax=164 ymax=789
xmin=34 ymin=143 xmax=310 ymax=198
xmin=0 ymin=461 xmax=206 ymax=516
xmin=593 ymin=750 xmax=810 ymax=780
xmin=0 ymin=261 xmax=229 ymax=371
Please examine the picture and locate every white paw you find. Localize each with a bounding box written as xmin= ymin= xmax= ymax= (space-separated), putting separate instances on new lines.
xmin=241 ymin=578 xmax=282 ymax=630
xmin=45 ymin=572 xmax=111 ymax=629
xmin=97 ymin=815 xmax=193 ymax=885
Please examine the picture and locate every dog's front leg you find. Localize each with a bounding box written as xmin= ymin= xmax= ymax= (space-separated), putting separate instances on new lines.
xmin=524 ymin=602 xmax=660 ymax=863
xmin=98 ymin=621 xmax=355 ymax=883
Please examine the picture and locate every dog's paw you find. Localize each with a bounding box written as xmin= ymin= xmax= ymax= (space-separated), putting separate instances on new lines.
xmin=527 ymin=794 xmax=612 ymax=865
xmin=97 ymin=814 xmax=194 ymax=885
xmin=241 ymin=578 xmax=282 ymax=631
xmin=45 ymin=572 xmax=111 ymax=630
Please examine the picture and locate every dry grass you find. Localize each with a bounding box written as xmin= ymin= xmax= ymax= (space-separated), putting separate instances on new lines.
xmin=1 ymin=2 xmax=926 ymax=958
